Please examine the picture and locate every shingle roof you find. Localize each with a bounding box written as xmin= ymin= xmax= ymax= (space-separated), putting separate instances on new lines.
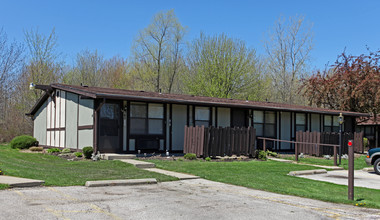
xmin=27 ymin=83 xmax=370 ymax=117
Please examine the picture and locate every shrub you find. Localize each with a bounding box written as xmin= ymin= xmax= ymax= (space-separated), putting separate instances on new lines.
xmin=205 ymin=157 xmax=211 ymax=161
xmin=184 ymin=153 xmax=196 ymax=160
xmin=74 ymin=152 xmax=83 ymax=158
xmin=82 ymin=146 xmax=93 ymax=159
xmin=47 ymin=148 xmax=61 ymax=153
xmin=363 ymin=137 xmax=369 ymax=150
xmin=266 ymin=150 xmax=277 ymax=157
xmin=10 ymin=135 xmax=38 ymax=149
xmin=177 ymin=158 xmax=183 ymax=162
xmin=256 ymin=150 xmax=267 ymax=160
xmin=29 ymin=146 xmax=43 ymax=152
xmin=61 ymin=148 xmax=71 ymax=154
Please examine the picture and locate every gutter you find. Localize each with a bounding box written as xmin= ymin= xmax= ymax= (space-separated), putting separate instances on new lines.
xmin=94 ymin=93 xmax=370 ymax=117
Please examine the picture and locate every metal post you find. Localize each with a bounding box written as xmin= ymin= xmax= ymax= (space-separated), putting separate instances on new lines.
xmin=295 ymin=143 xmax=298 ymax=162
xmin=348 ymin=140 xmax=354 ymax=200
xmin=339 ymin=113 xmax=344 ymax=165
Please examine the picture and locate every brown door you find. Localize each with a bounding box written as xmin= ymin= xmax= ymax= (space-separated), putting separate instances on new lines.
xmin=231 ymin=109 xmax=248 ymax=127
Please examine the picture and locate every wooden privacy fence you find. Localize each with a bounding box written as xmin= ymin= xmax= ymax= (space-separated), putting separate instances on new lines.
xmin=183 ymin=126 xmax=256 ymax=158
xmin=296 ymin=131 xmax=364 ymax=156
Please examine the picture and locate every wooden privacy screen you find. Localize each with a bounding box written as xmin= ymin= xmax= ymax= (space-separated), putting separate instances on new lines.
xmin=296 ymin=131 xmax=364 ymax=156
xmin=184 ymin=126 xmax=256 ymax=158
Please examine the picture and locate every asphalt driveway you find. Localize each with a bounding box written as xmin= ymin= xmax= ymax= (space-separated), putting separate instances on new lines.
xmin=1 ymin=178 xmax=379 ymax=220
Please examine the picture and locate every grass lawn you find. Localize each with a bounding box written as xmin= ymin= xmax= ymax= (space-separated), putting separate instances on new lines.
xmin=150 ymin=159 xmax=380 ymax=209
xmin=0 ymin=184 xmax=9 ymax=189
xmin=0 ymin=144 xmax=176 ymax=186
xmin=281 ymin=155 xmax=370 ymax=170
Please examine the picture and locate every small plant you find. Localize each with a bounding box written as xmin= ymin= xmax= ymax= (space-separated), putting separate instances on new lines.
xmin=205 ymin=157 xmax=211 ymax=161
xmin=61 ymin=148 xmax=71 ymax=154
xmin=177 ymin=158 xmax=183 ymax=162
xmin=47 ymin=148 xmax=61 ymax=153
xmin=29 ymin=146 xmax=43 ymax=152
xmin=363 ymin=137 xmax=369 ymax=150
xmin=0 ymin=169 xmax=3 ymax=175
xmin=184 ymin=153 xmax=197 ymax=160
xmin=266 ymin=150 xmax=278 ymax=157
xmin=355 ymin=202 xmax=366 ymax=207
xmin=256 ymin=150 xmax=267 ymax=160
xmin=74 ymin=152 xmax=83 ymax=158
xmin=10 ymin=135 xmax=38 ymax=149
xmin=82 ymin=146 xmax=93 ymax=159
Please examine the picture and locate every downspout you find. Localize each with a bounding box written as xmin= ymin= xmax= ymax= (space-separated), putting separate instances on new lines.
xmin=94 ymin=98 xmax=106 ymax=154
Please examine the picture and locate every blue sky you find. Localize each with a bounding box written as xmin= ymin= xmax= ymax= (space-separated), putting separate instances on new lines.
xmin=1 ymin=0 xmax=379 ymax=70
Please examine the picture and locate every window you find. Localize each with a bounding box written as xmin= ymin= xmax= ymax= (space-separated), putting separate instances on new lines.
xmin=295 ymin=113 xmax=306 ymax=131
xmin=253 ymin=110 xmax=276 ymax=138
xmin=130 ymin=102 xmax=164 ymax=135
xmin=195 ymin=107 xmax=210 ymax=127
xmin=324 ymin=115 xmax=339 ymax=132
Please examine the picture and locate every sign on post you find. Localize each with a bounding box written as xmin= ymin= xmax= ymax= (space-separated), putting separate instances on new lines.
xmin=348 ymin=140 xmax=354 ymax=200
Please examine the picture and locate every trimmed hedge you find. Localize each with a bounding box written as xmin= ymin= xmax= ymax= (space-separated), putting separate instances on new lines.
xmin=83 ymin=146 xmax=93 ymax=159
xmin=10 ymin=135 xmax=38 ymax=149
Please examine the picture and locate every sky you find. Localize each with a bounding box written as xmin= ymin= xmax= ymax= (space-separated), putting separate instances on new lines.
xmin=1 ymin=0 xmax=379 ymax=70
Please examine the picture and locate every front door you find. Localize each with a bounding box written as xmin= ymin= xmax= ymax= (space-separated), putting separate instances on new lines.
xmin=98 ymin=102 xmax=121 ymax=153
xmin=231 ymin=108 xmax=248 ymax=127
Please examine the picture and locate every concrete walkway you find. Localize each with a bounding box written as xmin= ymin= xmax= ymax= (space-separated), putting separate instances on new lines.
xmin=0 ymin=176 xmax=44 ymax=187
xmin=144 ymin=168 xmax=199 ymax=180
xmin=118 ymin=159 xmax=156 ymax=168
xmin=296 ymin=170 xmax=380 ymax=190
xmin=117 ymin=159 xmax=200 ymax=180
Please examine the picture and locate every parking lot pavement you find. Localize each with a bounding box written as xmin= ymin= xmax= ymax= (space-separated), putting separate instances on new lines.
xmin=1 ymin=179 xmax=380 ymax=220
xmin=297 ymin=170 xmax=380 ymax=190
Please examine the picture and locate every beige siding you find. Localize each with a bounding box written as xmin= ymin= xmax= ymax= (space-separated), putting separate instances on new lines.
xmin=33 ymin=100 xmax=47 ymax=146
xmin=78 ymin=99 xmax=94 ymax=126
xmin=78 ymin=129 xmax=93 ymax=149
xmin=66 ymin=92 xmax=78 ymax=149
xmin=217 ymin=107 xmax=230 ymax=127
xmin=311 ymin=114 xmax=321 ymax=132
xmin=280 ymin=112 xmax=291 ymax=150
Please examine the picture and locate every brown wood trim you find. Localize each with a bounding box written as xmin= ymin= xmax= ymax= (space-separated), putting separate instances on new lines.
xmin=78 ymin=125 xmax=94 ymax=130
xmin=47 ymin=127 xmax=66 ymax=131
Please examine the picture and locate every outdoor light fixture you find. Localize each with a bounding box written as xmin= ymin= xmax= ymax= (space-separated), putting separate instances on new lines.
xmin=29 ymin=82 xmax=35 ymax=90
xmin=339 ymin=113 xmax=344 ymax=125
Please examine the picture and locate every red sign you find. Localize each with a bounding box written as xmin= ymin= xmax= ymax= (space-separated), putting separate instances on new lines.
xmin=348 ymin=140 xmax=353 ymax=146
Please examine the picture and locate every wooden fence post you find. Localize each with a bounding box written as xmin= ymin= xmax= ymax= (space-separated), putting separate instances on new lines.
xmin=295 ymin=143 xmax=298 ymax=162
xmin=333 ymin=145 xmax=337 ymax=166
xmin=263 ymin=139 xmax=266 ymax=152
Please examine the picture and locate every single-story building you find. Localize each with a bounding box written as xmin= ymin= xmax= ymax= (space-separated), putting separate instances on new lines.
xmin=357 ymin=115 xmax=379 ymax=148
xmin=27 ymin=83 xmax=369 ymax=154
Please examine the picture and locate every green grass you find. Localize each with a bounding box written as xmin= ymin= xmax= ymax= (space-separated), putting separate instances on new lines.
xmin=0 ymin=144 xmax=176 ymax=186
xmin=150 ymin=159 xmax=380 ymax=209
xmin=0 ymin=184 xmax=9 ymax=189
xmin=281 ymin=155 xmax=370 ymax=170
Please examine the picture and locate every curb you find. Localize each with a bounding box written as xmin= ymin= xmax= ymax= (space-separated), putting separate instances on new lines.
xmin=85 ymin=178 xmax=157 ymax=187
xmin=288 ymin=169 xmax=327 ymax=176
xmin=362 ymin=167 xmax=374 ymax=172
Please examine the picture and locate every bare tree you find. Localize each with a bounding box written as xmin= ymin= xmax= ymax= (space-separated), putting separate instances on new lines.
xmin=0 ymin=28 xmax=24 ymax=140
xmin=264 ymin=15 xmax=313 ymax=104
xmin=64 ymin=49 xmax=106 ymax=87
xmin=131 ymin=9 xmax=186 ymax=93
